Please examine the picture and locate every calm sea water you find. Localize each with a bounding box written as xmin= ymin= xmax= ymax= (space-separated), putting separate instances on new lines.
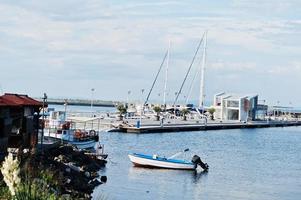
xmin=93 ymin=126 xmax=301 ymax=200
xmin=49 ymin=105 xmax=301 ymax=199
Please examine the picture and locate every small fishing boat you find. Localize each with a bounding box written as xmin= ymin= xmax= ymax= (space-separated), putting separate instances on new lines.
xmin=128 ymin=149 xmax=209 ymax=171
xmin=43 ymin=110 xmax=100 ymax=150
xmin=60 ymin=129 xmax=98 ymax=150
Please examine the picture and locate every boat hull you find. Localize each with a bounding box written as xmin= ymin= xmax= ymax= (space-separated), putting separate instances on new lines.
xmin=69 ymin=140 xmax=96 ymax=149
xmin=45 ymin=130 xmax=96 ymax=149
xmin=128 ymin=154 xmax=196 ymax=170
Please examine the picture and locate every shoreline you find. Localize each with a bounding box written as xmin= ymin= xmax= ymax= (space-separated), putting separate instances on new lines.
xmin=0 ymin=145 xmax=107 ymax=199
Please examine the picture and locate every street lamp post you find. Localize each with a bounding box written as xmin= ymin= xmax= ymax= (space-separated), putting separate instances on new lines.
xmin=41 ymin=93 xmax=47 ymax=151
xmin=174 ymin=92 xmax=178 ymax=124
xmin=64 ymin=99 xmax=68 ymax=121
xmin=274 ymin=101 xmax=279 ymax=120
xmin=91 ymin=88 xmax=95 ymax=116
xmin=277 ymin=101 xmax=280 ymax=120
xmin=289 ymin=101 xmax=292 ymax=120
xmin=164 ymin=92 xmax=169 ymax=112
xmin=127 ymin=90 xmax=131 ymax=107
xmin=202 ymin=94 xmax=206 ymax=117
xmin=139 ymin=89 xmax=145 ymax=126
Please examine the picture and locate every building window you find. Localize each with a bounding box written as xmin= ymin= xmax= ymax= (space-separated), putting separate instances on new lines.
xmin=227 ymin=100 xmax=239 ymax=108
xmin=228 ymin=110 xmax=239 ymax=120
xmin=216 ymin=97 xmax=222 ymax=106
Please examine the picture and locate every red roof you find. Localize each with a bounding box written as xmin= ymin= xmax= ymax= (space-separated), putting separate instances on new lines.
xmin=0 ymin=93 xmax=43 ymax=107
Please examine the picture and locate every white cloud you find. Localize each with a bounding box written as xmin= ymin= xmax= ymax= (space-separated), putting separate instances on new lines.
xmin=0 ymin=1 xmax=300 ymax=103
xmin=231 ymin=0 xmax=296 ymax=13
xmin=209 ymin=62 xmax=257 ymax=71
xmin=267 ymin=61 xmax=301 ymax=75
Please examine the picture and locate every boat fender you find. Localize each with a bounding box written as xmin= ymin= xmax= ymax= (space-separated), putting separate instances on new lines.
xmin=89 ymin=129 xmax=97 ymax=136
xmin=152 ymin=154 xmax=158 ymax=159
xmin=74 ymin=130 xmax=81 ymax=139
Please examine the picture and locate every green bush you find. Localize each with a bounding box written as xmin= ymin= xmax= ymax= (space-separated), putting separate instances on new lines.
xmin=0 ymin=181 xmax=11 ymax=199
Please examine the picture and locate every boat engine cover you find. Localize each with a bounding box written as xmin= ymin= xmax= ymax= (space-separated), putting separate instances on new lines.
xmin=191 ymin=155 xmax=209 ymax=171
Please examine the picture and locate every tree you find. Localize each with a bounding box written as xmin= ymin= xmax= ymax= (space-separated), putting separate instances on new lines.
xmin=153 ymin=106 xmax=161 ymax=121
xmin=180 ymin=108 xmax=190 ymax=121
xmin=208 ymin=107 xmax=215 ymax=120
xmin=116 ymin=104 xmax=127 ymax=120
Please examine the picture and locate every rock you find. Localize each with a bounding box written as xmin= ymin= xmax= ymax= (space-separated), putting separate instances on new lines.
xmin=65 ymin=178 xmax=71 ymax=184
xmin=100 ymin=176 xmax=107 ymax=183
xmin=66 ymin=162 xmax=81 ymax=172
xmin=24 ymin=144 xmax=107 ymax=199
xmin=84 ymin=171 xmax=90 ymax=178
xmin=54 ymin=154 xmax=65 ymax=162
xmin=89 ymin=179 xmax=101 ymax=187
xmin=91 ymin=172 xmax=98 ymax=178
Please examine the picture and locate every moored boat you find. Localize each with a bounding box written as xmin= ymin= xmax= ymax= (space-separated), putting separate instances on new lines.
xmin=68 ymin=140 xmax=96 ymax=149
xmin=60 ymin=129 xmax=98 ymax=149
xmin=128 ymin=152 xmax=208 ymax=171
xmin=43 ymin=109 xmax=100 ymax=150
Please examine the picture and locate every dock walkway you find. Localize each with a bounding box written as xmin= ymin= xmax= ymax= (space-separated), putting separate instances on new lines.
xmin=117 ymin=120 xmax=301 ymax=133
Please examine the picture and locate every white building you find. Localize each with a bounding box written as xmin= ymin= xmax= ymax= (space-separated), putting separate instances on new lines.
xmin=213 ymin=92 xmax=258 ymax=121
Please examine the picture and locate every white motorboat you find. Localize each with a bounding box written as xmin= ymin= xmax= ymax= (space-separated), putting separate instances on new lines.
xmin=128 ymin=151 xmax=208 ymax=171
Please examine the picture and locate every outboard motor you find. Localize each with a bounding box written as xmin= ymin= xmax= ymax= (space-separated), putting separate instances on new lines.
xmin=191 ymin=155 xmax=209 ymax=171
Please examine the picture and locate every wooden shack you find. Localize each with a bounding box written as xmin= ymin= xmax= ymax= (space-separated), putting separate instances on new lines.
xmin=0 ymin=93 xmax=44 ymax=155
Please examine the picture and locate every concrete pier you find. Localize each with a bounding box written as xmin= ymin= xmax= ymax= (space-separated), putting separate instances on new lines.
xmin=117 ymin=120 xmax=301 ymax=133
xmin=35 ymin=97 xmax=118 ymax=107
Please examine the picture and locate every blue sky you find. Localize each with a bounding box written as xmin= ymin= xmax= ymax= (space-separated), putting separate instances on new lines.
xmin=0 ymin=0 xmax=301 ymax=106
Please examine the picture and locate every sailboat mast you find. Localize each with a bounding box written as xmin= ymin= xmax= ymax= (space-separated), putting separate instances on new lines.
xmin=144 ymin=50 xmax=168 ymax=106
xmin=163 ymin=41 xmax=170 ymax=106
xmin=173 ymin=32 xmax=205 ymax=107
xmin=199 ymin=31 xmax=207 ymax=110
xmin=185 ymin=58 xmax=201 ymax=104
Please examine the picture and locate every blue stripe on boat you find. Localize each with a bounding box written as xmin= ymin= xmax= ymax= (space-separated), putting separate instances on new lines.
xmin=132 ymin=153 xmax=194 ymax=165
xmin=70 ymin=140 xmax=95 ymax=145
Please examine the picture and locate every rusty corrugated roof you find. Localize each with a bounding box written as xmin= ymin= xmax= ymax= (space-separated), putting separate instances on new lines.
xmin=0 ymin=93 xmax=44 ymax=107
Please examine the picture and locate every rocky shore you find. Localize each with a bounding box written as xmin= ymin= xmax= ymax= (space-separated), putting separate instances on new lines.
xmin=1 ymin=145 xmax=107 ymax=199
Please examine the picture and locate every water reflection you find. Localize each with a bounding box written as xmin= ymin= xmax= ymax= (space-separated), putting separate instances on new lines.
xmin=128 ymin=165 xmax=208 ymax=184
xmin=193 ymin=170 xmax=208 ymax=183
xmin=95 ymin=127 xmax=301 ymax=200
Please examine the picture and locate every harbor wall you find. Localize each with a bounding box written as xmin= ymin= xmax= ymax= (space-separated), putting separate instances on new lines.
xmin=35 ymin=98 xmax=118 ymax=107
xmin=119 ymin=121 xmax=301 ymax=133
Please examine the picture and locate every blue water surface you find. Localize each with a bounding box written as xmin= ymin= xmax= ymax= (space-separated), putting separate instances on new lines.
xmin=93 ymin=126 xmax=301 ymax=200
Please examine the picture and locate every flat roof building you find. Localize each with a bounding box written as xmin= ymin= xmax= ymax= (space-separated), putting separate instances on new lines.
xmin=213 ymin=92 xmax=258 ymax=121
